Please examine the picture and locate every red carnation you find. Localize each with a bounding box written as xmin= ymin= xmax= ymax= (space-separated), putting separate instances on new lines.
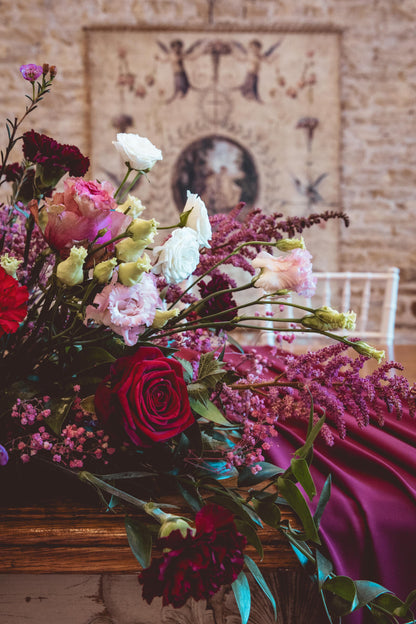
xmin=0 ymin=267 xmax=29 ymax=337
xmin=139 ymin=504 xmax=246 ymax=608
xmin=4 ymin=162 xmax=23 ymax=183
xmin=22 ymin=130 xmax=90 ymax=179
xmin=198 ymin=271 xmax=237 ymax=330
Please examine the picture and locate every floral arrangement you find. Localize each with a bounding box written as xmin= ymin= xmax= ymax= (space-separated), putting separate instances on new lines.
xmin=1 ymin=63 xmax=416 ymax=623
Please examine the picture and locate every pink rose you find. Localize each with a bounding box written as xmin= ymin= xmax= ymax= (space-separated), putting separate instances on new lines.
xmin=252 ymin=248 xmax=316 ymax=297
xmin=36 ymin=177 xmax=131 ymax=255
xmin=84 ymin=272 xmax=161 ymax=346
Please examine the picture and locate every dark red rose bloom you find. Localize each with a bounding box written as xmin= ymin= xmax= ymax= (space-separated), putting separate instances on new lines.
xmin=198 ymin=271 xmax=237 ymax=329
xmin=22 ymin=130 xmax=90 ymax=178
xmin=4 ymin=162 xmax=23 ymax=183
xmin=139 ymin=504 xmax=246 ymax=608
xmin=0 ymin=267 xmax=29 ymax=337
xmin=95 ymin=346 xmax=195 ymax=447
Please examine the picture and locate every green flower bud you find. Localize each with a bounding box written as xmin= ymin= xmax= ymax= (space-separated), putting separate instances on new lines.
xmin=116 ymin=194 xmax=146 ymax=219
xmin=301 ymin=306 xmax=356 ymax=332
xmin=275 ymin=236 xmax=305 ymax=252
xmin=128 ymin=217 xmax=159 ymax=242
xmin=0 ymin=253 xmax=22 ymax=279
xmin=151 ymin=308 xmax=180 ymax=328
xmin=115 ymin=236 xmax=149 ymax=262
xmin=118 ymin=253 xmax=151 ymax=286
xmin=158 ymin=515 xmax=194 ymax=539
xmin=93 ymin=258 xmax=117 ymax=283
xmin=57 ymin=246 xmax=87 ymax=286
xmin=352 ymin=341 xmax=385 ymax=362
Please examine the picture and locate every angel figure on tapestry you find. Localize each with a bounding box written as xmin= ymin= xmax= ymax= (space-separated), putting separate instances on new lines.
xmin=231 ymin=39 xmax=282 ymax=102
xmin=156 ymin=39 xmax=205 ymax=103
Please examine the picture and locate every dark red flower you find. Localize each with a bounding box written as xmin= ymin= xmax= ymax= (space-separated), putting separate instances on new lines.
xmin=139 ymin=504 xmax=246 ymax=607
xmin=4 ymin=162 xmax=23 ymax=183
xmin=94 ymin=346 xmax=195 ymax=447
xmin=0 ymin=267 xmax=29 ymax=337
xmin=22 ymin=130 xmax=90 ymax=179
xmin=198 ymin=271 xmax=237 ymax=329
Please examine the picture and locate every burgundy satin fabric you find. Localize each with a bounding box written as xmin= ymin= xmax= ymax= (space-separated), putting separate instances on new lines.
xmin=254 ymin=348 xmax=416 ymax=623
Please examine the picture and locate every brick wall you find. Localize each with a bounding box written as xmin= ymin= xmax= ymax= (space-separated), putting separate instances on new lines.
xmin=1 ymin=0 xmax=415 ymax=336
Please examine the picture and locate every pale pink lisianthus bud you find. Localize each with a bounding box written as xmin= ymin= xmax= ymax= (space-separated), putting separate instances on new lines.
xmin=252 ymin=248 xmax=317 ymax=297
xmin=84 ymin=272 xmax=161 ymax=346
xmin=40 ymin=177 xmax=131 ymax=256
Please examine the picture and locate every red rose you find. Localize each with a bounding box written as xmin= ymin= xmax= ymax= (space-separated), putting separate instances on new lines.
xmin=139 ymin=504 xmax=246 ymax=608
xmin=0 ymin=267 xmax=29 ymax=337
xmin=95 ymin=346 xmax=195 ymax=447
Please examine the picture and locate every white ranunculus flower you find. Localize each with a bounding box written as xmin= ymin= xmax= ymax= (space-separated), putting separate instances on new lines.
xmin=112 ymin=133 xmax=163 ymax=171
xmin=183 ymin=191 xmax=212 ymax=248
xmin=152 ymin=227 xmax=200 ymax=284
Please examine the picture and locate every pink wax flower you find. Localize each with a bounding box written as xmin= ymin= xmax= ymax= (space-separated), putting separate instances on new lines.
xmin=252 ymin=248 xmax=317 ymax=298
xmin=20 ymin=64 xmax=43 ymax=82
xmin=84 ymin=272 xmax=161 ymax=346
xmin=34 ymin=177 xmax=131 ymax=256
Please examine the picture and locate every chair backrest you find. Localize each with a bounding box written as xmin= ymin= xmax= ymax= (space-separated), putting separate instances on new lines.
xmin=265 ymin=267 xmax=400 ymax=359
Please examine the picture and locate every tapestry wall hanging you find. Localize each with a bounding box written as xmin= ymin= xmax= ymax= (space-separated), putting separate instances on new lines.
xmin=86 ymin=27 xmax=341 ymax=269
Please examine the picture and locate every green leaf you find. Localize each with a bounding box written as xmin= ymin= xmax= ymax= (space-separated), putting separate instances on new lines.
xmin=252 ymin=500 xmax=281 ymax=529
xmin=176 ymin=479 xmax=203 ymax=513
xmin=290 ymin=457 xmax=316 ymax=501
xmin=69 ymin=346 xmax=115 ymax=375
xmin=125 ymin=517 xmax=152 ymax=569
xmin=226 ymin=333 xmax=245 ymax=353
xmin=175 ymin=357 xmax=194 ymax=383
xmin=46 ymin=397 xmax=73 ymax=435
xmin=313 ymin=475 xmax=332 ymax=530
xmin=277 ymin=477 xmax=321 ymax=544
xmin=189 ymin=397 xmax=231 ymax=426
xmin=316 ymin=549 xmax=334 ymax=590
xmin=244 ymin=555 xmax=277 ymax=619
xmin=100 ymin=471 xmax=157 ymax=481
xmin=187 ymin=381 xmax=210 ymax=404
xmin=238 ymin=462 xmax=285 ymax=487
xmin=354 ymin=580 xmax=394 ymax=611
xmin=207 ymin=493 xmax=261 ymax=529
xmin=196 ymin=352 xmax=227 ymax=390
xmin=323 ymin=576 xmax=358 ymax=616
xmin=235 ymin=519 xmax=264 ymax=559
xmin=293 ymin=414 xmax=326 ymax=461
xmin=232 ymin=571 xmax=251 ymax=624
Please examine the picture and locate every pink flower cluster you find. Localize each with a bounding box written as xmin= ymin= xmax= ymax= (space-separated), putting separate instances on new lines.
xmin=10 ymin=394 xmax=115 ymax=468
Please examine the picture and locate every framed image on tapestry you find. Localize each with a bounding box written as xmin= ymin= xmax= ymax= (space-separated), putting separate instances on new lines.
xmin=86 ymin=26 xmax=341 ymax=270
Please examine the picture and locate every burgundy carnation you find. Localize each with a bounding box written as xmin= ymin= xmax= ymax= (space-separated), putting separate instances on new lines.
xmin=22 ymin=130 xmax=90 ymax=178
xmin=198 ymin=271 xmax=237 ymax=329
xmin=4 ymin=162 xmax=23 ymax=183
xmin=139 ymin=504 xmax=246 ymax=607
xmin=94 ymin=346 xmax=195 ymax=447
xmin=0 ymin=267 xmax=29 ymax=337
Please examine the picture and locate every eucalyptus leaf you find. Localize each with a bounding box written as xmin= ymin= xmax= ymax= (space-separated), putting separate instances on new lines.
xmin=232 ymin=571 xmax=251 ymax=624
xmin=277 ymin=477 xmax=321 ymax=544
xmin=234 ymin=519 xmax=264 ymax=559
xmin=354 ymin=580 xmax=394 ymax=611
xmin=294 ymin=413 xmax=326 ymax=461
xmin=290 ymin=457 xmax=316 ymax=501
xmin=316 ymin=549 xmax=334 ymax=590
xmin=253 ymin=500 xmax=281 ymax=529
xmin=125 ymin=517 xmax=152 ymax=569
xmin=244 ymin=555 xmax=277 ymax=620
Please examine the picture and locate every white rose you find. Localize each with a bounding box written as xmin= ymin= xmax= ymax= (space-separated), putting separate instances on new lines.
xmin=183 ymin=191 xmax=212 ymax=248
xmin=152 ymin=228 xmax=200 ymax=284
xmin=112 ymin=133 xmax=163 ymax=171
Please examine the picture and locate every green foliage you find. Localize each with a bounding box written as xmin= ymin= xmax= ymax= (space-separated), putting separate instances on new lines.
xmin=187 ymin=352 xmax=227 ymax=404
xmin=124 ymin=517 xmax=152 ymax=569
xmin=244 ymin=555 xmax=277 ymax=620
xmin=232 ymin=571 xmax=251 ymax=624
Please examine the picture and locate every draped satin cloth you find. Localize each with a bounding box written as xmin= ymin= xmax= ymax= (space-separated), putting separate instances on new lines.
xmin=227 ymin=347 xmax=416 ymax=624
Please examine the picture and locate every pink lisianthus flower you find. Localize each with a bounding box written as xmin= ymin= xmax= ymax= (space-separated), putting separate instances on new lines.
xmin=84 ymin=273 xmax=161 ymax=346
xmin=34 ymin=177 xmax=131 ymax=256
xmin=252 ymin=248 xmax=317 ymax=297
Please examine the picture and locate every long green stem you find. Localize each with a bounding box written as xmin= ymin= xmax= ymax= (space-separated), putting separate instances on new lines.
xmin=113 ymin=165 xmax=132 ymax=199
